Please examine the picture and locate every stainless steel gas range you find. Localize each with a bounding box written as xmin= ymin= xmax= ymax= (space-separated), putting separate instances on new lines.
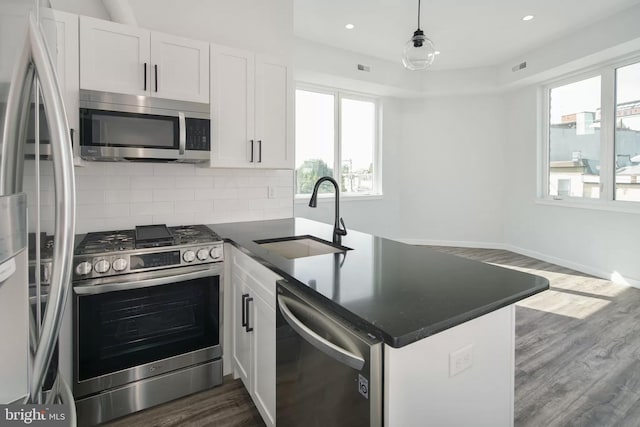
xmin=72 ymin=224 xmax=224 ymax=426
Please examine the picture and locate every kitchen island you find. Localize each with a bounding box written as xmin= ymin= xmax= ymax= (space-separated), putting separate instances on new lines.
xmin=210 ymin=217 xmax=549 ymax=426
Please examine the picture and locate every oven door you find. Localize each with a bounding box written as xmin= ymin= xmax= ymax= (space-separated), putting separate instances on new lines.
xmin=73 ymin=265 xmax=223 ymax=397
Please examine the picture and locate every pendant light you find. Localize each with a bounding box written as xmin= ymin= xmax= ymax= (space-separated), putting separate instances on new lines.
xmin=402 ymin=0 xmax=436 ymax=70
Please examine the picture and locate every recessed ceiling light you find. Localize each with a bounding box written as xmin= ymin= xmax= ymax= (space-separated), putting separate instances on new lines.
xmin=434 ymin=51 xmax=441 ymax=55
xmin=522 ymin=15 xmax=534 ymax=21
xmin=345 ymin=24 xmax=355 ymax=30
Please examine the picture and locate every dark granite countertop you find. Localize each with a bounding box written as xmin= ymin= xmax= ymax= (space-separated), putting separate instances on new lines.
xmin=210 ymin=218 xmax=549 ymax=348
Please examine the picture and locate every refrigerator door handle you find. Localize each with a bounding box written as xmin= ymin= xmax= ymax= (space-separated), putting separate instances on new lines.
xmin=14 ymin=15 xmax=76 ymax=403
xmin=277 ymin=294 xmax=365 ymax=371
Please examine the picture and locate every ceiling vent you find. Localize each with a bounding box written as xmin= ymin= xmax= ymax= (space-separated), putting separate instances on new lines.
xmin=357 ymin=64 xmax=371 ymax=72
xmin=511 ymin=61 xmax=527 ymax=72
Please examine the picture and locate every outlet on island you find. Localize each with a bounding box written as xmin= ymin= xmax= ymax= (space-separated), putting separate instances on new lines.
xmin=449 ymin=344 xmax=473 ymax=377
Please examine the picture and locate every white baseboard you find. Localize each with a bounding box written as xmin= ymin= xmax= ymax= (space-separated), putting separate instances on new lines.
xmin=394 ymin=238 xmax=640 ymax=289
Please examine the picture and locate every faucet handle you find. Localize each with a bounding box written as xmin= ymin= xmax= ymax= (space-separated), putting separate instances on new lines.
xmin=337 ymin=217 xmax=347 ymax=236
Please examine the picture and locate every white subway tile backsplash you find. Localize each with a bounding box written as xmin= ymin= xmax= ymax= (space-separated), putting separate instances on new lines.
xmin=237 ymin=187 xmax=268 ymax=199
xmin=104 ymin=190 xmax=132 ymax=204
xmin=174 ymin=200 xmax=214 ymax=215
xmin=131 ymin=202 xmax=174 ymax=216
xmin=153 ymin=189 xmax=195 ymax=202
xmin=153 ymin=163 xmax=196 ymax=176
xmin=24 ymin=162 xmax=294 ymax=232
xmin=77 ymin=190 xmax=105 ymax=205
xmin=152 ymin=213 xmax=195 ymax=226
xmin=215 ymin=198 xmax=250 ymax=212
xmin=175 ymin=176 xmax=213 ymax=189
xmin=194 ymin=188 xmax=238 ymax=200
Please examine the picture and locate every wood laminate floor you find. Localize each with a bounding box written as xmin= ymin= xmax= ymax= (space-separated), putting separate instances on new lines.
xmin=104 ymin=247 xmax=640 ymax=427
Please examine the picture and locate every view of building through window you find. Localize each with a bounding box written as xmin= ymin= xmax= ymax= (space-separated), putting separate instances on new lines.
xmin=615 ymin=62 xmax=640 ymax=202
xmin=548 ymin=76 xmax=601 ymax=199
xmin=295 ymin=88 xmax=378 ymax=196
xmin=547 ymin=61 xmax=640 ymax=202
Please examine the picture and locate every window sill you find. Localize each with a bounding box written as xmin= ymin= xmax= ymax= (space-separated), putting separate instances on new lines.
xmin=295 ymin=194 xmax=384 ymax=204
xmin=535 ymin=198 xmax=640 ymax=214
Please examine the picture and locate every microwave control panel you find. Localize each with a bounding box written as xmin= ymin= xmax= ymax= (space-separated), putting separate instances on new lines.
xmin=185 ymin=118 xmax=210 ymax=151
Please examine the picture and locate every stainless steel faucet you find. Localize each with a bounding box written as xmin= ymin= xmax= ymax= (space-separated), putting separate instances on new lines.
xmin=308 ymin=176 xmax=347 ymax=245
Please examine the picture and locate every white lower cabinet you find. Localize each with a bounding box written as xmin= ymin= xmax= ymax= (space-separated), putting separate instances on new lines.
xmin=230 ymin=246 xmax=278 ymax=427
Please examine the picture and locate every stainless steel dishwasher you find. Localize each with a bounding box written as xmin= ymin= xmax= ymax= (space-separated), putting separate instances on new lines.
xmin=276 ymin=280 xmax=382 ymax=426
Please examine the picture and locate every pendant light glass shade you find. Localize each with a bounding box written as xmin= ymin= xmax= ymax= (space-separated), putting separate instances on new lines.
xmin=403 ymin=0 xmax=436 ymax=70
xmin=402 ymin=29 xmax=436 ymax=70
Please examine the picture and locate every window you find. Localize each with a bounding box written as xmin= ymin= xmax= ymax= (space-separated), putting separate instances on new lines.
xmin=543 ymin=58 xmax=640 ymax=206
xmin=295 ymin=86 xmax=380 ymax=197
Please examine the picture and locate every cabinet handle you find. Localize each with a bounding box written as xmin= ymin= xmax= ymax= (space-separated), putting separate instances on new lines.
xmin=144 ymin=62 xmax=147 ymax=91
xmin=154 ymin=64 xmax=158 ymax=92
xmin=241 ymin=293 xmax=249 ymax=327
xmin=257 ymin=140 xmax=262 ymax=163
xmin=250 ymin=140 xmax=254 ymax=163
xmin=245 ymin=297 xmax=254 ymax=332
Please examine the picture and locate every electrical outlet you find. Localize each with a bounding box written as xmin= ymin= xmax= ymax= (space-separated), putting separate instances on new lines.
xmin=449 ymin=344 xmax=473 ymax=377
xmin=268 ymin=186 xmax=276 ymax=199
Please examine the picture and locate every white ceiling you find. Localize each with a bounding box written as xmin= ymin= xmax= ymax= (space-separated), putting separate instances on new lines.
xmin=294 ymin=0 xmax=640 ymax=70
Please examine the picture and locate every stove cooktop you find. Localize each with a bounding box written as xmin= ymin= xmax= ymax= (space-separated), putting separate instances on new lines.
xmin=73 ymin=224 xmax=224 ymax=280
xmin=75 ymin=224 xmax=221 ymax=255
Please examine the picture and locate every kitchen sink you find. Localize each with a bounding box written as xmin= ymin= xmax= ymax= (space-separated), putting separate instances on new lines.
xmin=254 ymin=235 xmax=352 ymax=259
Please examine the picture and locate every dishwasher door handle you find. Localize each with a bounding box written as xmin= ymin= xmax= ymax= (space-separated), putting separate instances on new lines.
xmin=277 ymin=294 xmax=365 ymax=371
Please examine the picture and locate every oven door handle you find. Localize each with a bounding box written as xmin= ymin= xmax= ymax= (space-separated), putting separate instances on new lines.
xmin=73 ymin=267 xmax=219 ymax=295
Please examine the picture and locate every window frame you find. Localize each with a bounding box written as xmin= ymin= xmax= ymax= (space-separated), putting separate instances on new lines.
xmin=539 ymin=53 xmax=640 ymax=213
xmin=294 ymin=83 xmax=382 ymax=200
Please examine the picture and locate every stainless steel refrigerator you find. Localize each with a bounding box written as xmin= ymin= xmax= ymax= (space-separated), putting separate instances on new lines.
xmin=0 ymin=0 xmax=76 ymax=420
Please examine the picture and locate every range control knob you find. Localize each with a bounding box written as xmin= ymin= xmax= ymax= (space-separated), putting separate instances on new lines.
xmin=112 ymin=258 xmax=128 ymax=272
xmin=210 ymin=246 xmax=222 ymax=260
xmin=75 ymin=261 xmax=92 ymax=276
xmin=183 ymin=250 xmax=196 ymax=263
xmin=94 ymin=259 xmax=111 ymax=274
xmin=197 ymin=249 xmax=209 ymax=261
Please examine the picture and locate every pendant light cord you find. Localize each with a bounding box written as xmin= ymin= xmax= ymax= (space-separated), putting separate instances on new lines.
xmin=417 ymin=0 xmax=421 ymax=30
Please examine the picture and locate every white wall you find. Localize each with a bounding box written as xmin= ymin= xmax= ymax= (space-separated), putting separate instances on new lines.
xmin=396 ymin=94 xmax=506 ymax=246
xmin=503 ymin=86 xmax=640 ymax=285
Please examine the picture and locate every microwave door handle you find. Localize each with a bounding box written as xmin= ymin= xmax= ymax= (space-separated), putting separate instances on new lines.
xmin=277 ymin=294 xmax=365 ymax=371
xmin=178 ymin=112 xmax=186 ymax=155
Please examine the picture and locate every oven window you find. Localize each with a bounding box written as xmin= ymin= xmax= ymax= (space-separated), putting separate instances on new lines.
xmin=77 ymin=276 xmax=219 ymax=381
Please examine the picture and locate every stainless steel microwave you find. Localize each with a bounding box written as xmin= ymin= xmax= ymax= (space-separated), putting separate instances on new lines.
xmin=79 ymin=90 xmax=210 ymax=163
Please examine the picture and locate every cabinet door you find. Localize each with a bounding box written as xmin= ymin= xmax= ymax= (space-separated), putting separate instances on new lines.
xmin=252 ymin=292 xmax=276 ymax=427
xmin=231 ymin=271 xmax=252 ymax=389
xmin=254 ymin=55 xmax=294 ymax=169
xmin=40 ymin=9 xmax=79 ymax=153
xmin=79 ymin=16 xmax=150 ymax=96
xmin=210 ymin=44 xmax=255 ymax=168
xmin=150 ymin=32 xmax=209 ymax=103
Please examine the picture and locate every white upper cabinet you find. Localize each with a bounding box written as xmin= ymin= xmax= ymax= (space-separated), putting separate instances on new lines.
xmin=80 ymin=16 xmax=150 ymax=96
xmin=210 ymin=45 xmax=293 ymax=169
xmin=40 ymin=9 xmax=79 ymax=147
xmin=210 ymin=45 xmax=255 ymax=168
xmin=255 ymin=55 xmax=294 ymax=169
xmin=79 ymin=16 xmax=209 ymax=103
xmin=150 ymin=32 xmax=209 ymax=103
